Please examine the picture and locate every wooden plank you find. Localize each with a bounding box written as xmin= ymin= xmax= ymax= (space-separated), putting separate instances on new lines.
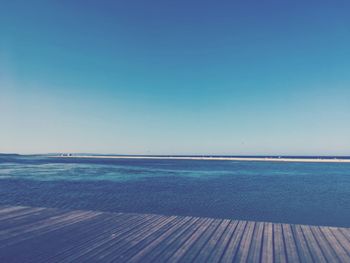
xmin=98 ymin=216 xmax=176 ymax=261
xmin=127 ymin=216 xmax=194 ymax=263
xmin=176 ymin=219 xmax=222 ymax=262
xmin=291 ymin=224 xmax=314 ymax=263
xmin=309 ymin=226 xmax=340 ymax=262
xmin=0 ymin=206 xmax=349 ymax=263
xmin=319 ymin=227 xmax=350 ymax=262
xmin=193 ymin=219 xmax=231 ymax=263
xmin=47 ymin=213 xmax=151 ymax=263
xmin=99 ymin=215 xmax=179 ymax=262
xmin=281 ymin=224 xmax=300 ymax=263
xmin=152 ymin=218 xmax=209 ymax=262
xmin=32 ymin=213 xmax=130 ymax=262
xmin=300 ymin=225 xmax=327 ymax=263
xmin=261 ymin=222 xmax=274 ymax=263
xmin=247 ymin=221 xmax=264 ymax=262
xmin=0 ymin=209 xmax=70 ymax=238
xmin=0 ymin=213 xmax=109 ymax=262
xmin=329 ymin=228 xmax=350 ymax=255
xmin=0 ymin=208 xmax=64 ymax=231
xmin=205 ymin=220 xmax=239 ymax=263
xmin=273 ymin=223 xmax=287 ymax=263
xmin=0 ymin=211 xmax=100 ymax=248
xmin=233 ymin=221 xmax=255 ymax=263
xmin=61 ymin=214 xmax=160 ymax=262
xmin=221 ymin=220 xmax=247 ymax=262
xmin=0 ymin=206 xmax=28 ymax=216
xmin=0 ymin=207 xmax=47 ymax=223
xmin=166 ymin=218 xmax=214 ymax=262
xmin=134 ymin=217 xmax=202 ymax=263
xmin=338 ymin=228 xmax=350 ymax=242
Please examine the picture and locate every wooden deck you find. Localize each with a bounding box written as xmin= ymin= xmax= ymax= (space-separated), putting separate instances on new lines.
xmin=0 ymin=206 xmax=349 ymax=262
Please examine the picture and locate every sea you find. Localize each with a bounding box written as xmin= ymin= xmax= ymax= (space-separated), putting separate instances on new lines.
xmin=1 ymin=154 xmax=350 ymax=227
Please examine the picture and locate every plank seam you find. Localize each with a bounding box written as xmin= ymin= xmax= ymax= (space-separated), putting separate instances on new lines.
xmin=308 ymin=226 xmax=331 ymax=262
xmin=231 ymin=221 xmax=248 ymax=262
xmin=201 ymin=219 xmax=232 ymax=263
xmin=283 ymin=224 xmax=301 ymax=263
xmin=329 ymin=228 xmax=350 ymax=258
xmin=216 ymin=220 xmax=240 ymax=263
xmin=316 ymin=226 xmax=342 ymax=262
xmin=238 ymin=221 xmax=256 ymax=263
xmin=190 ymin=219 xmax=224 ymax=262
xmin=258 ymin=223 xmax=265 ymax=263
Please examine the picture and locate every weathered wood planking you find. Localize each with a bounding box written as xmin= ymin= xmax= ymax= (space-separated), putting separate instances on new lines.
xmin=0 ymin=206 xmax=349 ymax=262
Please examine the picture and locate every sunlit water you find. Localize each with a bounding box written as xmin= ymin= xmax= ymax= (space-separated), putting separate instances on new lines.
xmin=1 ymin=155 xmax=350 ymax=227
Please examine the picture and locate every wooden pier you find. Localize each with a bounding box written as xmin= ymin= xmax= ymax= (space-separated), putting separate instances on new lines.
xmin=0 ymin=205 xmax=349 ymax=262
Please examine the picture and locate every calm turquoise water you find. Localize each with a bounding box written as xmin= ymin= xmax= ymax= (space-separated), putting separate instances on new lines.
xmin=1 ymin=155 xmax=350 ymax=227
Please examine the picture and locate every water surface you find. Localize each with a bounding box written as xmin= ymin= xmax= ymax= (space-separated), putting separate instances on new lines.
xmin=1 ymin=155 xmax=350 ymax=227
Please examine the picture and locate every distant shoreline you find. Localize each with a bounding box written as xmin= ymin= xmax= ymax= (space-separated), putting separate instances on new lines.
xmin=51 ymin=155 xmax=350 ymax=163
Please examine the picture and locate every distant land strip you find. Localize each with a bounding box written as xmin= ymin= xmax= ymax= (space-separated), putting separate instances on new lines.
xmin=52 ymin=155 xmax=350 ymax=163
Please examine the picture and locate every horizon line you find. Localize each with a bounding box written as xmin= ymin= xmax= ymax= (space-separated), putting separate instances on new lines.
xmin=2 ymin=152 xmax=350 ymax=158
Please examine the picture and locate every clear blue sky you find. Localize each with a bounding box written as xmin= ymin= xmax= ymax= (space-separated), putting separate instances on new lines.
xmin=1 ymin=0 xmax=350 ymax=155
